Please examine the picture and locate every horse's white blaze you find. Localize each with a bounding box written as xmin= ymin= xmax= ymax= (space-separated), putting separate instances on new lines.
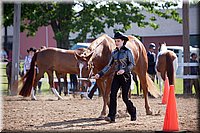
xmin=78 ymin=62 xmax=84 ymax=87
xmin=31 ymin=87 xmax=37 ymax=100
xmin=79 ymin=62 xmax=84 ymax=78
xmin=156 ymin=72 xmax=163 ymax=94
xmin=51 ymin=88 xmax=63 ymax=99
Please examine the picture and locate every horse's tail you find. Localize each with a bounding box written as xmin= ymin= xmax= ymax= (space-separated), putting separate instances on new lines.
xmin=166 ymin=52 xmax=175 ymax=85
xmin=19 ymin=52 xmax=38 ymax=97
xmin=146 ymin=74 xmax=161 ymax=98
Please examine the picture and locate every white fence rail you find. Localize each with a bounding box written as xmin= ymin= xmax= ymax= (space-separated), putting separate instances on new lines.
xmin=176 ymin=62 xmax=199 ymax=79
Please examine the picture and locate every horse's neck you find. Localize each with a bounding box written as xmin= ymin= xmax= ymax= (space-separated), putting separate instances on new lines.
xmin=89 ymin=35 xmax=106 ymax=50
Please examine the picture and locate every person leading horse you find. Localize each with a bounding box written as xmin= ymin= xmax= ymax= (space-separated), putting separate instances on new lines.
xmin=93 ymin=32 xmax=137 ymax=122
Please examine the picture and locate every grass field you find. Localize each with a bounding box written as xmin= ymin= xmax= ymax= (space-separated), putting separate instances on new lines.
xmin=0 ymin=62 xmax=196 ymax=96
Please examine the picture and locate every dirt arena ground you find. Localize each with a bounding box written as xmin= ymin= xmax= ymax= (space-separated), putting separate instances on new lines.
xmin=1 ymin=94 xmax=199 ymax=132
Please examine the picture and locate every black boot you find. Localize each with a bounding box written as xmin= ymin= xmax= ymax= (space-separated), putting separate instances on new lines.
xmin=131 ymin=107 xmax=137 ymax=121
xmin=88 ymin=93 xmax=93 ymax=99
xmin=88 ymin=83 xmax=98 ymax=99
xmin=105 ymin=116 xmax=115 ymax=123
xmin=131 ymin=114 xmax=136 ymax=121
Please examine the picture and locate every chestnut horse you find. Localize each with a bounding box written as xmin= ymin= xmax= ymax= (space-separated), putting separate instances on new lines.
xmin=76 ymin=34 xmax=160 ymax=117
xmin=156 ymin=43 xmax=178 ymax=85
xmin=19 ymin=47 xmax=91 ymax=100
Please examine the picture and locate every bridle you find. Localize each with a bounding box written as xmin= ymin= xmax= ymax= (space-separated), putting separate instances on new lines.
xmin=77 ymin=59 xmax=95 ymax=81
xmin=78 ymin=40 xmax=104 ymax=80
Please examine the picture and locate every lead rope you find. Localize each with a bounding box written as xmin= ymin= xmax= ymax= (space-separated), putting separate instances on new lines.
xmin=87 ymin=63 xmax=94 ymax=80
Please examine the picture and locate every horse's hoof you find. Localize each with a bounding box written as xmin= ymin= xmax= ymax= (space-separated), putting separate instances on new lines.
xmin=31 ymin=98 xmax=37 ymax=101
xmin=72 ymin=94 xmax=75 ymax=98
xmin=146 ymin=110 xmax=153 ymax=115
xmin=96 ymin=115 xmax=105 ymax=120
xmin=58 ymin=97 xmax=63 ymax=100
xmin=80 ymin=94 xmax=84 ymax=99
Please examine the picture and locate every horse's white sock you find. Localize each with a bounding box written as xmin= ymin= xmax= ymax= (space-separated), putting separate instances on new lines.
xmin=31 ymin=87 xmax=37 ymax=100
xmin=51 ymin=88 xmax=63 ymax=100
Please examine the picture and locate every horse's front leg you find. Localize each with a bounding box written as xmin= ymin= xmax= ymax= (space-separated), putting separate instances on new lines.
xmin=96 ymin=80 xmax=107 ymax=119
xmin=47 ymin=70 xmax=63 ymax=100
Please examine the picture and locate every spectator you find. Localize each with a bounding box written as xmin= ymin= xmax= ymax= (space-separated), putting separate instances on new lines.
xmin=190 ymin=53 xmax=199 ymax=97
xmin=0 ymin=47 xmax=8 ymax=62
xmin=147 ymin=43 xmax=156 ymax=82
xmin=24 ymin=47 xmax=42 ymax=94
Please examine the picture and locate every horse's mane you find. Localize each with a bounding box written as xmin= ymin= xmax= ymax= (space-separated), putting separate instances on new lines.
xmin=88 ymin=34 xmax=107 ymax=51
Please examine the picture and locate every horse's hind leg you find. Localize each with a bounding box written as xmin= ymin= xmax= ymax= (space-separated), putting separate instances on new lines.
xmin=31 ymin=70 xmax=45 ymax=100
xmin=47 ymin=70 xmax=63 ymax=100
xmin=138 ymin=74 xmax=152 ymax=115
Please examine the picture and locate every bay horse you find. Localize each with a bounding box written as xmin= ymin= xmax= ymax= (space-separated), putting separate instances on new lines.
xmin=19 ymin=47 xmax=92 ymax=100
xmin=156 ymin=43 xmax=178 ymax=85
xmin=76 ymin=34 xmax=160 ymax=117
xmin=6 ymin=61 xmax=12 ymax=95
xmin=6 ymin=61 xmax=23 ymax=95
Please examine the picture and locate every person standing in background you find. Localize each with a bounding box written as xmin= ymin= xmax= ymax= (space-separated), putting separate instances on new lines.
xmin=24 ymin=47 xmax=42 ymax=94
xmin=0 ymin=47 xmax=8 ymax=62
xmin=190 ymin=53 xmax=199 ymax=98
xmin=147 ymin=43 xmax=156 ymax=82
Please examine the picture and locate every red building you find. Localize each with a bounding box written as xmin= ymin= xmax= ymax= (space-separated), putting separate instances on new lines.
xmin=1 ymin=7 xmax=199 ymax=59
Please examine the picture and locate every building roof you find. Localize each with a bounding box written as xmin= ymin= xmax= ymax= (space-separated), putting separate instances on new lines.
xmin=87 ymin=7 xmax=199 ymax=38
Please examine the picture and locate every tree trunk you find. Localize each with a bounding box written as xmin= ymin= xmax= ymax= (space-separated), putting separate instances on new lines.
xmin=50 ymin=21 xmax=71 ymax=49
xmin=182 ymin=1 xmax=191 ymax=94
xmin=57 ymin=33 xmax=70 ymax=49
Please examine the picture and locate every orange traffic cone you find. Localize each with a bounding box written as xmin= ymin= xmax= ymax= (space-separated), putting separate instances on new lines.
xmin=162 ymin=77 xmax=170 ymax=104
xmin=163 ymin=85 xmax=179 ymax=132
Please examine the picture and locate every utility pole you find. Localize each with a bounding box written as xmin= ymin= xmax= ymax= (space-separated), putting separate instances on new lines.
xmin=182 ymin=1 xmax=191 ymax=94
xmin=10 ymin=3 xmax=21 ymax=95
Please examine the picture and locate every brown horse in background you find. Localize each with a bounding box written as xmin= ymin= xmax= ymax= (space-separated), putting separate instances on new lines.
xmin=156 ymin=43 xmax=178 ymax=85
xmin=6 ymin=61 xmax=23 ymax=95
xmin=39 ymin=46 xmax=68 ymax=96
xmin=76 ymin=34 xmax=160 ymax=117
xmin=6 ymin=61 xmax=12 ymax=95
xmin=19 ymin=47 xmax=91 ymax=100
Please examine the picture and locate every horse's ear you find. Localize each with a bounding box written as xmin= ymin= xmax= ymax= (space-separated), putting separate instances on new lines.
xmin=85 ymin=51 xmax=94 ymax=61
xmin=74 ymin=51 xmax=81 ymax=60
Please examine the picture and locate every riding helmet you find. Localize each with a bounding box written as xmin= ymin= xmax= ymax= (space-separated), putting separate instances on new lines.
xmin=149 ymin=43 xmax=156 ymax=50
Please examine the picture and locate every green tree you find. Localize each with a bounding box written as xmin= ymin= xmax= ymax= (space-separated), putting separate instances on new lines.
xmin=3 ymin=1 xmax=182 ymax=49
